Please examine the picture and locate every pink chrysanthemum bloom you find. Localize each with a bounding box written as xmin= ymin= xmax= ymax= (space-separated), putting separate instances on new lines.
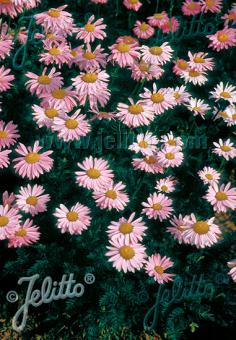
xmin=132 ymin=155 xmax=164 ymax=174
xmin=201 ymin=0 xmax=222 ymax=13
xmin=180 ymin=68 xmax=208 ymax=86
xmin=129 ymin=59 xmax=164 ymax=81
xmin=25 ymin=67 xmax=63 ymax=97
xmin=157 ymin=147 xmax=184 ymax=168
xmin=40 ymin=86 xmax=78 ymax=111
xmin=0 ymin=204 xmax=21 ymax=240
xmin=145 ymin=254 xmax=175 ymax=284
xmin=54 ymin=203 xmax=91 ymax=235
xmin=75 ymin=44 xmax=108 ymax=71
xmin=34 ymin=5 xmax=74 ymax=34
xmin=76 ymin=15 xmax=106 ymax=43
xmin=107 ymin=212 xmax=147 ymax=243
xmin=8 ymin=219 xmax=40 ymax=248
xmin=89 ymin=108 xmax=116 ymax=121
xmin=133 ymin=21 xmax=154 ymax=39
xmin=198 ymin=166 xmax=221 ymax=185
xmin=0 ymin=149 xmax=11 ymax=169
xmin=117 ymin=98 xmax=154 ymax=128
xmin=213 ymin=139 xmax=236 ymax=160
xmin=208 ymin=27 xmax=236 ymax=51
xmin=13 ymin=141 xmax=53 ymax=180
xmin=52 ymin=110 xmax=91 ymax=142
xmin=106 ymin=238 xmax=146 ymax=273
xmin=116 ymin=35 xmax=139 ymax=47
xmin=227 ymin=260 xmax=236 ymax=282
xmin=14 ymin=0 xmax=41 ymax=10
xmin=140 ymin=43 xmax=173 ymax=65
xmin=129 ymin=131 xmax=158 ymax=156
xmin=0 ymin=120 xmax=20 ymax=149
xmin=155 ymin=176 xmax=177 ymax=193
xmin=16 ymin=184 xmax=50 ymax=216
xmin=142 ymin=192 xmax=173 ymax=221
xmin=223 ymin=105 xmax=236 ymax=126
xmin=32 ymin=103 xmax=64 ymax=129
xmin=160 ymin=132 xmax=183 ymax=149
xmin=108 ymin=41 xmax=140 ymax=68
xmin=213 ymin=107 xmax=230 ymax=122
xmin=39 ymin=41 xmax=72 ymax=68
xmin=0 ymin=22 xmax=14 ymax=60
xmin=167 ymin=214 xmax=191 ymax=244
xmin=76 ymin=156 xmax=114 ymax=190
xmin=0 ymin=66 xmax=14 ymax=92
xmin=173 ymin=59 xmax=189 ymax=75
xmin=139 ymin=84 xmax=175 ymax=115
xmin=204 ymin=182 xmax=236 ymax=213
xmin=182 ymin=214 xmax=221 ymax=248
xmin=17 ymin=28 xmax=28 ymax=44
xmin=186 ymin=97 xmax=210 ymax=119
xmin=188 ymin=51 xmax=214 ymax=72
xmin=0 ymin=0 xmax=23 ymax=18
xmin=2 ymin=191 xmax=15 ymax=208
xmin=123 ymin=0 xmax=142 ymax=11
xmin=222 ymin=9 xmax=236 ymax=25
xmin=172 ymin=85 xmax=191 ymax=105
xmin=93 ymin=181 xmax=129 ymax=211
xmin=147 ymin=12 xmax=169 ymax=28
xmin=160 ymin=17 xmax=180 ymax=34
xmin=182 ymin=0 xmax=202 ymax=16
xmin=210 ymin=82 xmax=236 ymax=104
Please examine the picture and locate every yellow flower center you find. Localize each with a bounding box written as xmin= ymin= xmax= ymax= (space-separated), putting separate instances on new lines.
xmin=193 ymin=221 xmax=209 ymax=235
xmin=105 ymin=190 xmax=117 ymax=199
xmin=152 ymin=203 xmax=162 ymax=210
xmin=84 ymin=23 xmax=95 ymax=32
xmin=144 ymin=156 xmax=156 ymax=164
xmin=165 ymin=152 xmax=175 ymax=160
xmin=48 ymin=9 xmax=60 ymax=17
xmin=0 ymin=216 xmax=9 ymax=227
xmin=205 ymin=0 xmax=215 ymax=7
xmin=128 ymin=104 xmax=144 ymax=115
xmin=66 ymin=211 xmax=78 ymax=222
xmin=161 ymin=185 xmax=168 ymax=192
xmin=46 ymin=33 xmax=55 ymax=39
xmin=167 ymin=139 xmax=176 ymax=146
xmin=218 ymin=111 xmax=228 ymax=118
xmin=83 ymin=51 xmax=96 ymax=60
xmin=82 ymin=73 xmax=98 ymax=83
xmin=174 ymin=92 xmax=181 ymax=99
xmin=86 ymin=168 xmax=101 ymax=179
xmin=189 ymin=70 xmax=200 ymax=77
xmin=45 ymin=108 xmax=58 ymax=119
xmin=220 ymin=91 xmax=231 ymax=99
xmin=15 ymin=228 xmax=27 ymax=237
xmin=71 ymin=50 xmax=78 ymax=57
xmin=149 ymin=46 xmax=163 ymax=56
xmin=193 ymin=106 xmax=201 ymax=112
xmin=119 ymin=223 xmax=133 ymax=234
xmin=26 ymin=196 xmax=38 ymax=206
xmin=177 ymin=60 xmax=188 ymax=70
xmin=154 ymin=13 xmax=165 ymax=19
xmin=38 ymin=75 xmax=52 ymax=85
xmin=215 ymin=191 xmax=228 ymax=201
xmin=25 ymin=152 xmax=40 ymax=164
xmin=205 ymin=174 xmax=213 ymax=180
xmin=187 ymin=2 xmax=198 ymax=9
xmin=139 ymin=61 xmax=149 ymax=72
xmin=154 ymin=265 xmax=164 ymax=274
xmin=129 ymin=0 xmax=138 ymax=4
xmin=51 ymin=89 xmax=66 ymax=99
xmin=119 ymin=245 xmax=135 ymax=260
xmin=138 ymin=140 xmax=148 ymax=148
xmin=49 ymin=48 xmax=61 ymax=56
xmin=217 ymin=33 xmax=229 ymax=42
xmin=65 ymin=119 xmax=78 ymax=129
xmin=220 ymin=145 xmax=232 ymax=152
xmin=0 ymin=130 xmax=8 ymax=139
xmin=140 ymin=23 xmax=149 ymax=31
xmin=151 ymin=92 xmax=164 ymax=103
xmin=232 ymin=113 xmax=236 ymax=120
xmin=117 ymin=43 xmax=130 ymax=53
xmin=193 ymin=57 xmax=205 ymax=63
xmin=123 ymin=36 xmax=134 ymax=44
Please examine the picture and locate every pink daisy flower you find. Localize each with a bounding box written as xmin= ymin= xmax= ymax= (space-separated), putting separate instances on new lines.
xmin=123 ymin=0 xmax=142 ymax=12
xmin=210 ymin=82 xmax=236 ymax=104
xmin=133 ymin=21 xmax=155 ymax=39
xmin=93 ymin=181 xmax=129 ymax=211
xmin=145 ymin=254 xmax=175 ymax=284
xmin=222 ymin=9 xmax=236 ymax=25
xmin=0 ymin=22 xmax=14 ymax=60
xmin=39 ymin=41 xmax=72 ymax=68
xmin=54 ymin=203 xmax=91 ymax=235
xmin=155 ymin=176 xmax=177 ymax=193
xmin=157 ymin=147 xmax=184 ymax=168
xmin=198 ymin=166 xmax=221 ymax=185
xmin=32 ymin=103 xmax=64 ymax=129
xmin=129 ymin=131 xmax=158 ymax=156
xmin=108 ymin=41 xmax=140 ymax=68
xmin=139 ymin=84 xmax=175 ymax=115
xmin=40 ymin=86 xmax=78 ymax=111
xmin=208 ymin=27 xmax=236 ymax=51
xmin=2 ymin=191 xmax=15 ymax=208
xmin=227 ymin=260 xmax=236 ymax=282
xmin=0 ymin=204 xmax=21 ymax=240
xmin=182 ymin=1 xmax=202 ymax=16
xmin=142 ymin=192 xmax=173 ymax=221
xmin=182 ymin=214 xmax=221 ymax=248
xmin=132 ymin=155 xmax=164 ymax=174
xmin=0 ymin=0 xmax=23 ymax=18
xmin=160 ymin=17 xmax=180 ymax=34
xmin=106 ymin=238 xmax=146 ymax=273
xmin=52 ymin=110 xmax=91 ymax=142
xmin=147 ymin=12 xmax=169 ymax=28
xmin=173 ymin=59 xmax=189 ymax=75
xmin=172 ymin=85 xmax=191 ymax=105
xmin=167 ymin=214 xmax=191 ymax=244
xmin=188 ymin=51 xmax=214 ymax=72
xmin=8 ymin=219 xmax=40 ymax=248
xmin=76 ymin=15 xmax=106 ymax=43
xmin=160 ymin=131 xmax=183 ymax=148
xmin=213 ymin=139 xmax=236 ymax=160
xmin=76 ymin=156 xmax=114 ymax=190
xmin=200 ymin=0 xmax=222 ymax=13
xmin=180 ymin=68 xmax=208 ymax=86
xmin=140 ymin=42 xmax=173 ymax=65
xmin=186 ymin=98 xmax=210 ymax=119
xmin=116 ymin=35 xmax=139 ymax=47
xmin=16 ymin=184 xmax=50 ymax=216
xmin=13 ymin=141 xmax=53 ymax=180
xmin=0 ymin=66 xmax=14 ymax=92
xmin=224 ymin=105 xmax=236 ymax=126
xmin=0 ymin=149 xmax=11 ymax=169
xmin=204 ymin=182 xmax=236 ymax=213
xmin=129 ymin=59 xmax=164 ymax=81
xmin=107 ymin=212 xmax=147 ymax=243
xmin=75 ymin=44 xmax=108 ymax=71
xmin=25 ymin=67 xmax=63 ymax=96
xmin=0 ymin=120 xmax=20 ymax=149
